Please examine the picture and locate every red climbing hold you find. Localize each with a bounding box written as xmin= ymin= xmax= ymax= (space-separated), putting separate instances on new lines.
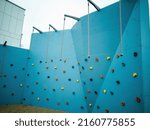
xmin=136 ymin=97 xmax=141 ymax=103
xmin=95 ymin=58 xmax=99 ymax=62
xmin=100 ymin=74 xmax=104 ymax=79
xmin=111 ymin=69 xmax=115 ymax=73
xmin=36 ymin=82 xmax=38 ymax=85
xmin=64 ymin=60 xmax=67 ymax=63
xmin=87 ymin=90 xmax=91 ymax=93
xmin=46 ymin=66 xmax=49 ymax=69
xmin=116 ymin=54 xmax=120 ymax=58
xmin=121 ymin=102 xmax=125 ymax=107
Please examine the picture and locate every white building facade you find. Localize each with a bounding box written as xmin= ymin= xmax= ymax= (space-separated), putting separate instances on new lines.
xmin=0 ymin=0 xmax=25 ymax=47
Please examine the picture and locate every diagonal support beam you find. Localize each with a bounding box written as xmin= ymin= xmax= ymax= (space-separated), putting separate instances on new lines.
xmin=87 ymin=0 xmax=100 ymax=11
xmin=49 ymin=24 xmax=58 ymax=32
xmin=33 ymin=26 xmax=43 ymax=34
xmin=64 ymin=14 xmax=80 ymax=21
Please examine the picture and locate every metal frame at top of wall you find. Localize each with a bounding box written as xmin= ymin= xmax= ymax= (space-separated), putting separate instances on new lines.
xmin=5 ymin=0 xmax=26 ymax=11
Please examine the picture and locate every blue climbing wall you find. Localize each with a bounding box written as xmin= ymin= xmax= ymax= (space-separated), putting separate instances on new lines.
xmin=0 ymin=0 xmax=150 ymax=113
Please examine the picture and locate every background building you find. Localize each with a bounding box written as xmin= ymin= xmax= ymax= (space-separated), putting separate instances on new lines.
xmin=0 ymin=0 xmax=25 ymax=47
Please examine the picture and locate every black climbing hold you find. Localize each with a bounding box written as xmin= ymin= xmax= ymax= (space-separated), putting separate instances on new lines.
xmin=10 ymin=64 xmax=14 ymax=67
xmin=72 ymin=92 xmax=75 ymax=95
xmin=82 ymin=66 xmax=84 ymax=70
xmin=97 ymin=105 xmax=100 ymax=109
xmin=72 ymin=66 xmax=75 ymax=69
xmin=27 ymin=74 xmax=29 ymax=76
xmin=84 ymin=96 xmax=87 ymax=99
xmin=60 ymin=59 xmax=62 ymax=61
xmin=85 ymin=58 xmax=88 ymax=62
xmin=105 ymin=109 xmax=109 ymax=113
xmin=11 ymin=93 xmax=15 ymax=96
xmin=116 ymin=80 xmax=120 ymax=85
xmin=51 ymin=59 xmax=53 ymax=62
xmin=88 ymin=56 xmax=90 ymax=59
xmin=110 ymin=91 xmax=114 ymax=95
xmin=26 ymin=85 xmax=29 ymax=88
xmin=94 ymin=91 xmax=98 ymax=95
xmin=46 ymin=98 xmax=49 ymax=101
xmin=68 ymin=78 xmax=71 ymax=81
xmin=22 ymin=67 xmax=25 ymax=70
xmin=111 ymin=69 xmax=115 ymax=73
xmin=37 ymin=72 xmax=40 ymax=75
xmin=83 ymin=82 xmax=86 ymax=85
xmin=4 ymin=74 xmax=7 ymax=77
xmin=31 ymin=92 xmax=34 ymax=95
xmin=53 ymin=89 xmax=56 ymax=92
xmin=23 ymin=98 xmax=26 ymax=101
xmin=57 ymin=102 xmax=60 ymax=106
xmin=133 ymin=52 xmax=138 ymax=57
xmin=39 ymin=61 xmax=42 ymax=63
xmin=80 ymin=106 xmax=84 ymax=109
xmin=14 ymin=75 xmax=17 ymax=79
xmin=63 ymin=70 xmax=66 ymax=73
xmin=47 ymin=76 xmax=50 ymax=79
xmin=3 ymin=85 xmax=6 ymax=88
xmin=66 ymin=102 xmax=69 ymax=105
xmin=120 ymin=53 xmax=123 ymax=57
xmin=122 ymin=63 xmax=126 ymax=67
xmin=35 ymin=82 xmax=38 ymax=85
xmin=90 ymin=78 xmax=93 ymax=82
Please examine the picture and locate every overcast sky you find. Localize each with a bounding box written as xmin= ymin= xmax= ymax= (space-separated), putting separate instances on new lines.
xmin=9 ymin=0 xmax=149 ymax=49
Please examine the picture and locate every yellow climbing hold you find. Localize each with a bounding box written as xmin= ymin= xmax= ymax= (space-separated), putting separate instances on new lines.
xmin=103 ymin=89 xmax=107 ymax=94
xmin=61 ymin=86 xmax=64 ymax=90
xmin=133 ymin=73 xmax=138 ymax=78
xmin=89 ymin=67 xmax=93 ymax=70
xmin=89 ymin=104 xmax=92 ymax=107
xmin=106 ymin=56 xmax=111 ymax=60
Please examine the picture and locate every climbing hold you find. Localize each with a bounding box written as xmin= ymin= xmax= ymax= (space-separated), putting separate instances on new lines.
xmin=105 ymin=109 xmax=109 ymax=113
xmin=27 ymin=57 xmax=31 ymax=60
xmin=23 ymin=98 xmax=26 ymax=101
xmin=136 ymin=97 xmax=141 ymax=103
xmin=14 ymin=75 xmax=17 ymax=79
xmin=83 ymin=82 xmax=86 ymax=85
xmin=60 ymin=59 xmax=62 ymax=61
xmin=87 ymin=90 xmax=91 ymax=93
xmin=106 ymin=56 xmax=111 ymax=61
xmin=27 ymin=74 xmax=29 ymax=76
xmin=100 ymin=74 xmax=104 ymax=79
xmin=89 ymin=67 xmax=93 ymax=70
xmin=97 ymin=105 xmax=100 ymax=109
xmin=61 ymin=86 xmax=64 ymax=90
xmin=116 ymin=80 xmax=120 ymax=85
xmin=110 ymin=91 xmax=114 ymax=95
xmin=95 ymin=58 xmax=99 ymax=62
xmin=111 ymin=69 xmax=115 ymax=73
xmin=37 ymin=72 xmax=40 ymax=75
xmin=53 ymin=89 xmax=56 ymax=92
xmin=85 ymin=58 xmax=88 ymax=62
xmin=88 ymin=56 xmax=90 ymax=59
xmin=26 ymin=85 xmax=29 ymax=88
xmin=103 ymin=89 xmax=107 ymax=94
xmin=122 ymin=63 xmax=126 ymax=67
xmin=46 ymin=98 xmax=49 ymax=101
xmin=64 ymin=59 xmax=67 ymax=63
xmin=116 ymin=54 xmax=120 ymax=58
xmin=22 ymin=68 xmax=25 ymax=71
xmin=82 ymin=66 xmax=84 ymax=70
xmin=68 ymin=78 xmax=71 ymax=81
xmin=80 ymin=106 xmax=84 ymax=109
xmin=31 ymin=92 xmax=34 ymax=95
xmin=39 ymin=61 xmax=42 ymax=63
xmin=35 ymin=82 xmax=38 ymax=85
xmin=76 ymin=80 xmax=80 ymax=83
xmin=121 ymin=102 xmax=125 ymax=107
xmin=72 ymin=92 xmax=75 ymax=95
xmin=3 ymin=85 xmax=6 ymax=88
xmin=89 ymin=104 xmax=92 ymax=108
xmin=10 ymin=64 xmax=14 ymax=67
xmin=133 ymin=52 xmax=138 ymax=57
xmin=90 ymin=78 xmax=93 ymax=82
xmin=66 ymin=102 xmax=69 ymax=105
xmin=55 ymin=78 xmax=58 ymax=81
xmin=46 ymin=66 xmax=49 ymax=69
xmin=47 ymin=76 xmax=50 ymax=79
xmin=120 ymin=53 xmax=124 ymax=57
xmin=37 ymin=97 xmax=40 ymax=101
xmin=4 ymin=74 xmax=7 ymax=77
xmin=78 ymin=62 xmax=80 ymax=65
xmin=72 ymin=66 xmax=75 ymax=69
xmin=19 ymin=84 xmax=23 ymax=87
xmin=51 ymin=59 xmax=53 ymax=62
xmin=133 ymin=73 xmax=138 ymax=78
xmin=44 ymin=87 xmax=47 ymax=91
xmin=84 ymin=96 xmax=87 ymax=99
xmin=32 ymin=64 xmax=35 ymax=66
xmin=94 ymin=91 xmax=98 ymax=95
xmin=54 ymin=66 xmax=57 ymax=69
xmin=63 ymin=70 xmax=66 ymax=73
xmin=11 ymin=93 xmax=15 ymax=96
